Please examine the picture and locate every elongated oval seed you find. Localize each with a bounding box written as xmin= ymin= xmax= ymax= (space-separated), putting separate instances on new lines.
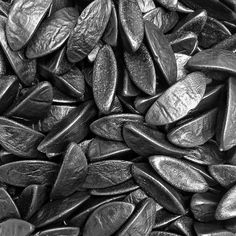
xmin=149 ymin=155 xmax=209 ymax=192
xmin=145 ymin=72 xmax=207 ymax=126
xmin=167 ymin=108 xmax=218 ymax=148
xmin=83 ymin=201 xmax=135 ymax=236
xmin=215 ymin=184 xmax=236 ymax=220
xmin=93 ymin=45 xmax=117 ymax=114
xmin=119 ymin=0 xmax=144 ymax=52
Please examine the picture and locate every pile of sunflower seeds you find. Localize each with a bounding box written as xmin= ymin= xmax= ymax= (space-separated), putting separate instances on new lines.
xmin=0 ymin=0 xmax=236 ymax=235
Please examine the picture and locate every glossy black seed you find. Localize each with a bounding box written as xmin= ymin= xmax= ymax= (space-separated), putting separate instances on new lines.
xmin=144 ymin=20 xmax=177 ymax=85
xmin=35 ymin=227 xmax=80 ymax=236
xmin=90 ymin=178 xmax=139 ymax=196
xmin=194 ymin=222 xmax=234 ymax=236
xmin=124 ymin=43 xmax=156 ymax=96
xmin=183 ymin=140 xmax=225 ymax=165
xmin=93 ymin=45 xmax=118 ymax=113
xmin=143 ymin=7 xmax=179 ymax=34
xmin=199 ymin=17 xmax=231 ymax=48
xmin=115 ymin=198 xmax=156 ymax=236
xmin=173 ymin=9 xmax=207 ymax=36
xmin=149 ymin=155 xmax=209 ymax=192
xmin=83 ymin=201 xmax=135 ymax=236
xmin=50 ymin=142 xmax=88 ymax=199
xmin=16 ymin=184 xmax=48 ymax=220
xmin=102 ymin=2 xmax=118 ymax=47
xmin=39 ymin=105 xmax=77 ymax=133
xmin=167 ymin=108 xmax=218 ymax=148
xmin=68 ymin=195 xmax=125 ymax=227
xmin=153 ymin=209 xmax=181 ymax=230
xmin=167 ymin=31 xmax=198 ymax=55
xmin=213 ymin=33 xmax=236 ymax=51
xmin=166 ymin=216 xmax=194 ymax=236
xmin=0 ymin=76 xmax=19 ymax=114
xmin=145 ymin=72 xmax=207 ymax=126
xmin=38 ymin=100 xmax=97 ymax=158
xmin=181 ymin=0 xmax=236 ymax=23
xmin=0 ymin=117 xmax=44 ymax=158
xmin=216 ymin=77 xmax=236 ymax=151
xmin=90 ymin=113 xmax=143 ymax=141
xmin=87 ymin=137 xmax=134 ymax=162
xmin=119 ymin=0 xmax=144 ymax=52
xmin=82 ymin=160 xmax=132 ymax=189
xmin=0 ymin=187 xmax=20 ymax=221
xmin=123 ymin=122 xmax=189 ymax=158
xmin=187 ymin=49 xmax=236 ymax=76
xmin=134 ymin=91 xmax=162 ymax=114
xmin=0 ymin=160 xmax=59 ymax=187
xmin=209 ymin=164 xmax=236 ymax=188
xmin=132 ymin=163 xmax=186 ymax=215
xmin=6 ymin=0 xmax=52 ymax=51
xmin=137 ymin=0 xmax=155 ymax=13
xmin=0 ymin=17 xmax=37 ymax=86
xmin=26 ymin=7 xmax=78 ymax=59
xmin=67 ymin=0 xmax=112 ymax=63
xmin=190 ymin=192 xmax=220 ymax=222
xmin=124 ymin=189 xmax=150 ymax=205
xmin=30 ymin=191 xmax=90 ymax=228
xmin=153 ymin=0 xmax=178 ymax=11
xmin=5 ymin=81 xmax=53 ymax=121
xmin=0 ymin=219 xmax=35 ymax=236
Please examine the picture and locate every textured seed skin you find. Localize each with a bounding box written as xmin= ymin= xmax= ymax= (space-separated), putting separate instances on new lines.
xmin=115 ymin=198 xmax=156 ymax=236
xmin=0 ymin=117 xmax=44 ymax=158
xmin=5 ymin=81 xmax=53 ymax=121
xmin=216 ymin=77 xmax=236 ymax=151
xmin=90 ymin=114 xmax=143 ymax=141
xmin=153 ymin=0 xmax=178 ymax=11
xmin=132 ymin=163 xmax=186 ymax=215
xmin=38 ymin=100 xmax=97 ymax=157
xmin=0 ymin=160 xmax=59 ymax=187
xmin=187 ymin=49 xmax=236 ymax=76
xmin=0 ymin=76 xmax=19 ymax=115
xmin=124 ymin=44 xmax=156 ymax=96
xmin=149 ymin=156 xmax=209 ymax=192
xmin=119 ymin=0 xmax=144 ymax=52
xmin=0 ymin=17 xmax=37 ymax=86
xmin=215 ymin=184 xmax=236 ymax=220
xmin=30 ymin=192 xmax=90 ymax=228
xmin=88 ymin=137 xmax=133 ymax=162
xmin=145 ymin=72 xmax=207 ymax=126
xmin=102 ymin=2 xmax=118 ymax=47
xmin=167 ymin=108 xmax=218 ymax=148
xmin=82 ymin=160 xmax=132 ymax=189
xmin=67 ymin=0 xmax=112 ymax=63
xmin=0 ymin=219 xmax=35 ymax=236
xmin=50 ymin=143 xmax=88 ymax=199
xmin=190 ymin=192 xmax=220 ymax=222
xmin=209 ymin=164 xmax=236 ymax=188
xmin=173 ymin=9 xmax=207 ymax=36
xmin=36 ymin=227 xmax=80 ymax=236
xmin=199 ymin=17 xmax=231 ymax=48
xmin=181 ymin=0 xmax=236 ymax=22
xmin=26 ymin=8 xmax=78 ymax=59
xmin=144 ymin=7 xmax=179 ymax=34
xmin=123 ymin=122 xmax=189 ymax=158
xmin=0 ymin=187 xmax=20 ymax=221
xmin=83 ymin=201 xmax=135 ymax=236
xmin=16 ymin=184 xmax=48 ymax=220
xmin=144 ymin=20 xmax=177 ymax=85
xmin=6 ymin=0 xmax=53 ymax=51
xmin=93 ymin=45 xmax=118 ymax=114
xmin=0 ymin=0 xmax=236 ymax=234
